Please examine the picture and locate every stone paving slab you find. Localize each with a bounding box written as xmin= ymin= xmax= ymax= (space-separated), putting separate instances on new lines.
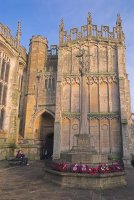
xmin=0 ymin=161 xmax=134 ymax=200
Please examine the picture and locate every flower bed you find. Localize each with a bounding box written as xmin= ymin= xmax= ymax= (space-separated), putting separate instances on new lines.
xmin=51 ymin=162 xmax=124 ymax=175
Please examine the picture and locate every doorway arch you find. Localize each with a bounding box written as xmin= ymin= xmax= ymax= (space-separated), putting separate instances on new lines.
xmin=39 ymin=111 xmax=54 ymax=160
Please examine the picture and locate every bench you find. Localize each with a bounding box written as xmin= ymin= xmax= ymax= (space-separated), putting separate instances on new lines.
xmin=7 ymin=157 xmax=23 ymax=166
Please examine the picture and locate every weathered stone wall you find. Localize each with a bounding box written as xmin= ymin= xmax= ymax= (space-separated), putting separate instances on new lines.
xmin=0 ymin=15 xmax=133 ymax=161
xmin=53 ymin=14 xmax=132 ymax=160
xmin=0 ymin=23 xmax=26 ymax=159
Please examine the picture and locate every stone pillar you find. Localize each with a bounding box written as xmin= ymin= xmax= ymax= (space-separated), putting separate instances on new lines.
xmin=53 ymin=49 xmax=62 ymax=159
xmin=80 ymin=74 xmax=88 ymax=135
xmin=117 ymin=45 xmax=131 ymax=163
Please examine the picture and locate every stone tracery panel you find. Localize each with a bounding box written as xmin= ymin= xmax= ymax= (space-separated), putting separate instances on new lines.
xmin=62 ymin=83 xmax=70 ymax=112
xmin=99 ymin=82 xmax=108 ymax=112
xmin=90 ymin=45 xmax=97 ymax=72
xmin=109 ymin=82 xmax=119 ymax=112
xmin=108 ymin=47 xmax=117 ymax=72
xmin=71 ymin=118 xmax=80 ymax=149
xmin=100 ymin=118 xmax=110 ymax=153
xmin=63 ymin=50 xmax=71 ymax=73
xmin=61 ymin=118 xmax=70 ymax=151
xmin=72 ymin=48 xmax=79 ymax=73
xmin=90 ymin=83 xmax=98 ymax=112
xmin=99 ymin=46 xmax=107 ymax=72
xmin=71 ymin=83 xmax=80 ymax=112
xmin=110 ymin=118 xmax=121 ymax=153
xmin=89 ymin=119 xmax=99 ymax=152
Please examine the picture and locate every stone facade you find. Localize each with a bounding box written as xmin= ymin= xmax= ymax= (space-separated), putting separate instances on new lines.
xmin=0 ymin=22 xmax=26 ymax=159
xmin=0 ymin=13 xmax=133 ymax=162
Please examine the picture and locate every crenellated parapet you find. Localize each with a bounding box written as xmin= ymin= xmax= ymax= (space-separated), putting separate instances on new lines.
xmin=59 ymin=13 xmax=125 ymax=46
xmin=30 ymin=35 xmax=48 ymax=46
xmin=0 ymin=22 xmax=27 ymax=61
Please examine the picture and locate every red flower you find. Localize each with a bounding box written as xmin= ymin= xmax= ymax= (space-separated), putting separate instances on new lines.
xmin=79 ymin=164 xmax=89 ymax=173
xmin=70 ymin=164 xmax=80 ymax=173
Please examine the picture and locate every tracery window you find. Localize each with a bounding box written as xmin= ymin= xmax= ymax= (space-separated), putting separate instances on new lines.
xmin=0 ymin=52 xmax=10 ymax=130
xmin=1 ymin=59 xmax=6 ymax=80
xmin=2 ymin=85 xmax=7 ymax=105
xmin=5 ymin=62 xmax=10 ymax=82
xmin=0 ymin=108 xmax=5 ymax=130
xmin=0 ymin=55 xmax=10 ymax=106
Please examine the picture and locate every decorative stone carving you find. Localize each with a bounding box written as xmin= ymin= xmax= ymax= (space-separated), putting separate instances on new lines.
xmin=86 ymin=75 xmax=118 ymax=85
xmin=62 ymin=76 xmax=80 ymax=85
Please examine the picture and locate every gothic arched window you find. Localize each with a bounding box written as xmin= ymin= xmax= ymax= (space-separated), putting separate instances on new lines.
xmin=0 ymin=82 xmax=2 ymax=103
xmin=5 ymin=62 xmax=10 ymax=82
xmin=2 ymin=85 xmax=7 ymax=105
xmin=0 ymin=109 xmax=5 ymax=130
xmin=1 ymin=59 xmax=6 ymax=80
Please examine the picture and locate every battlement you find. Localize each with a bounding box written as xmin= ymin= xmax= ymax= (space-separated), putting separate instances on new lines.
xmin=59 ymin=13 xmax=125 ymax=46
xmin=30 ymin=35 xmax=48 ymax=46
xmin=0 ymin=23 xmax=26 ymax=60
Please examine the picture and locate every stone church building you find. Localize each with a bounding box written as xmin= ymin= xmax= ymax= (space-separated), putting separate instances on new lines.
xmin=0 ymin=13 xmax=134 ymax=162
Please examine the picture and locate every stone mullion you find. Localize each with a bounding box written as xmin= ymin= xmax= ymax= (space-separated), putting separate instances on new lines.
xmin=107 ymin=82 xmax=110 ymax=112
xmin=0 ymin=84 xmax=4 ymax=105
xmin=88 ymin=42 xmax=90 ymax=72
xmin=47 ymin=77 xmax=49 ymax=89
xmin=68 ymin=49 xmax=71 ymax=74
xmin=88 ymin=82 xmax=90 ymax=114
xmin=89 ymin=117 xmax=90 ymax=135
xmin=0 ymin=57 xmax=5 ymax=81
xmin=107 ymin=46 xmax=110 ymax=73
xmin=97 ymin=45 xmax=99 ymax=73
xmin=109 ymin=119 xmax=111 ymax=153
xmin=70 ymin=79 xmax=72 ymax=112
xmin=106 ymin=46 xmax=109 ymax=72
xmin=71 ymin=47 xmax=73 ymax=73
xmin=69 ymin=119 xmax=71 ymax=150
xmin=98 ymin=84 xmax=101 ymax=153
xmin=79 ymin=76 xmax=81 ymax=119
xmin=98 ymin=45 xmax=101 ymax=153
xmin=88 ymin=43 xmax=90 ymax=114
xmin=50 ymin=75 xmax=52 ymax=89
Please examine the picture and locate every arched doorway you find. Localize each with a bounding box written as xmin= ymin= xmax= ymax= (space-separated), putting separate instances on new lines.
xmin=40 ymin=112 xmax=54 ymax=160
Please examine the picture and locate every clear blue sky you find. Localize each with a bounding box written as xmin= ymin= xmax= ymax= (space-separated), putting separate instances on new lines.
xmin=0 ymin=0 xmax=134 ymax=112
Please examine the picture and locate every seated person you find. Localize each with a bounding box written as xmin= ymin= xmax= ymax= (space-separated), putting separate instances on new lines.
xmin=16 ymin=150 xmax=29 ymax=165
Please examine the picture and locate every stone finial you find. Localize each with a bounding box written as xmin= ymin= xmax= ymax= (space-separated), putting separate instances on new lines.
xmin=16 ymin=21 xmax=21 ymax=46
xmin=87 ymin=12 xmax=92 ymax=24
xmin=116 ymin=14 xmax=124 ymax=41
xmin=116 ymin=13 xmax=122 ymax=27
xmin=59 ymin=18 xmax=64 ymax=32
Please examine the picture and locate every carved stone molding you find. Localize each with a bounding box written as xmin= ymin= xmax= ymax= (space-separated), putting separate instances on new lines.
xmin=87 ymin=112 xmax=119 ymax=120
xmin=62 ymin=76 xmax=80 ymax=86
xmin=62 ymin=112 xmax=80 ymax=120
xmin=86 ymin=75 xmax=118 ymax=85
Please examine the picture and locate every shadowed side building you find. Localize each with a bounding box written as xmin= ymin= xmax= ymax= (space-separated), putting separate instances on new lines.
xmin=0 ymin=22 xmax=26 ymax=157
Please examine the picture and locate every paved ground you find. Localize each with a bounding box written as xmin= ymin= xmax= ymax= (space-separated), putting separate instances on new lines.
xmin=0 ymin=161 xmax=134 ymax=200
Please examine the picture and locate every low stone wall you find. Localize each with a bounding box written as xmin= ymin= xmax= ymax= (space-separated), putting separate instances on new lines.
xmin=44 ymin=168 xmax=126 ymax=189
xmin=0 ymin=144 xmax=41 ymax=160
